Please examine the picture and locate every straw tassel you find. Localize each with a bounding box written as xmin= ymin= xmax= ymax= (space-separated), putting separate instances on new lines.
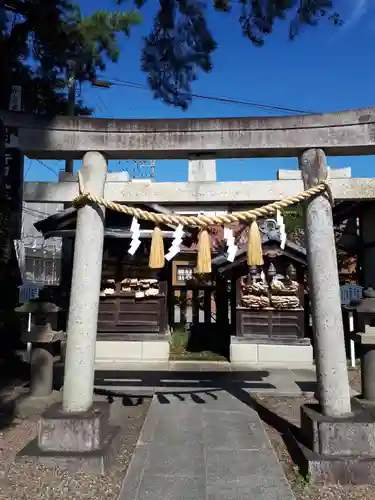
xmin=247 ymin=218 xmax=264 ymax=266
xmin=149 ymin=226 xmax=165 ymax=268
xmin=196 ymin=228 xmax=212 ymax=274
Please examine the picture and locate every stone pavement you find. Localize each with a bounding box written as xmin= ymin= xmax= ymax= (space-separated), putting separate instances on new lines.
xmin=118 ymin=389 xmax=295 ymax=500
xmin=94 ymin=361 xmax=321 ymax=398
xmin=95 ymin=361 xmax=358 ymax=400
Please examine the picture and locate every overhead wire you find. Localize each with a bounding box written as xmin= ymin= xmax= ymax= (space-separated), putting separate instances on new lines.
xmin=23 ymin=74 xmax=317 ymax=184
xmin=97 ymin=94 xmax=112 ymax=117
xmin=22 ymin=205 xmax=55 ymax=218
xmin=104 ymin=76 xmax=317 ymax=116
xmin=24 ymin=159 xmax=33 ymax=179
xmin=35 ymin=159 xmax=60 ymax=178
xmin=25 ymin=160 xmax=59 ymax=180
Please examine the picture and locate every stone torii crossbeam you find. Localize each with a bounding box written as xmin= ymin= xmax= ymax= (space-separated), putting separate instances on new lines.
xmin=6 ymin=108 xmax=375 ymax=483
xmin=2 ymin=106 xmax=375 ymax=159
xmin=22 ymin=174 xmax=375 ymax=205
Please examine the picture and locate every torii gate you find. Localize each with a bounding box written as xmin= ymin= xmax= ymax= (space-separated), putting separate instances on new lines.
xmin=3 ymin=106 xmax=375 ymax=205
xmin=3 ymin=108 xmax=375 ymax=481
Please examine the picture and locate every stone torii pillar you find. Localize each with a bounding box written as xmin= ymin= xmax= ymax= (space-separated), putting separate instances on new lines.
xmin=299 ymin=148 xmax=351 ymax=417
xmin=62 ymin=151 xmax=107 ymax=412
xmin=296 ymin=150 xmax=375 ymax=485
xmin=18 ymin=152 xmax=118 ymax=473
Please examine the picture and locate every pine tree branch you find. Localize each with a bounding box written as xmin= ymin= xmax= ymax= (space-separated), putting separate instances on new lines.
xmin=128 ymin=0 xmax=342 ymax=108
xmin=2 ymin=0 xmax=343 ymax=113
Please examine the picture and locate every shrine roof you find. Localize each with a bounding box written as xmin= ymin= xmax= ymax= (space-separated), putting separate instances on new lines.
xmin=34 ymin=203 xmax=197 ymax=244
xmin=213 ymin=217 xmax=307 ymax=274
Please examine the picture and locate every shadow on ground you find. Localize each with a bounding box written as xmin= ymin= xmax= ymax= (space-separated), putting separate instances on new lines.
xmin=3 ymin=358 xmax=317 ymax=477
xmin=229 ymin=384 xmax=309 ymax=472
xmin=0 ymin=355 xmax=30 ymax=431
xmin=90 ymin=367 xmax=312 ymax=475
xmin=92 ymin=369 xmax=274 ymax=396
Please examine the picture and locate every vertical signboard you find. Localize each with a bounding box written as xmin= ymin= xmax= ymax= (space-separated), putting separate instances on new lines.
xmin=4 ymin=126 xmax=24 ymax=239
xmin=0 ymin=119 xmax=11 ymax=267
xmin=9 ymin=85 xmax=22 ymax=112
xmin=3 ymin=85 xmax=24 ymax=239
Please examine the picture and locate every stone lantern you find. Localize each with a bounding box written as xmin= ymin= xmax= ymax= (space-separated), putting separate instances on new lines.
xmin=354 ymin=287 xmax=375 ymax=404
xmin=15 ymin=288 xmax=65 ymax=397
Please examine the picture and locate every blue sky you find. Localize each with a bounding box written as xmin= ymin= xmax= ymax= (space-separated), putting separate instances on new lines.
xmin=25 ymin=0 xmax=375 ymax=183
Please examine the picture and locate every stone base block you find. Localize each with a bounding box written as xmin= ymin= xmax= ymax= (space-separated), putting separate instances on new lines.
xmin=298 ymin=442 xmax=375 ymax=485
xmin=95 ymin=339 xmax=170 ymax=363
xmin=351 ymin=395 xmax=375 ymax=410
xmin=230 ymin=338 xmax=313 ymax=366
xmin=17 ymin=426 xmax=121 ymax=475
xmin=258 ymin=343 xmax=313 ymax=365
xmin=230 ymin=341 xmax=258 ymax=363
xmin=15 ymin=390 xmax=62 ymax=419
xmin=38 ymin=402 xmax=110 ymax=452
xmin=296 ymin=403 xmax=375 ymax=484
xmin=301 ymin=403 xmax=375 ymax=457
xmin=141 ymin=340 xmax=170 ymax=361
xmin=16 ymin=401 xmax=120 ymax=474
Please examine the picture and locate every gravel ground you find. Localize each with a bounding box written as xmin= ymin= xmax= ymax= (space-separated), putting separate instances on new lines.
xmin=0 ymin=394 xmax=151 ymax=500
xmin=253 ymin=367 xmax=373 ymax=500
xmin=0 ymin=365 xmax=367 ymax=500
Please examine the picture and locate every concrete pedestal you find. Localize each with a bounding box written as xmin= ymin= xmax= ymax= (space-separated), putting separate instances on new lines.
xmin=361 ymin=344 xmax=375 ymax=401
xmin=94 ymin=337 xmax=170 ymax=363
xmin=356 ymin=332 xmax=375 ymax=403
xmin=296 ymin=403 xmax=375 ymax=484
xmin=230 ymin=337 xmax=313 ymax=366
xmin=17 ymin=402 xmax=120 ymax=474
xmin=29 ymin=344 xmax=55 ymax=397
xmin=350 ymin=331 xmax=375 ymax=406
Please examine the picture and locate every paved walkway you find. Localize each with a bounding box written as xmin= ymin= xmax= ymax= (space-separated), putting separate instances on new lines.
xmin=118 ymin=390 xmax=295 ymax=500
xmin=94 ymin=361 xmax=320 ymax=397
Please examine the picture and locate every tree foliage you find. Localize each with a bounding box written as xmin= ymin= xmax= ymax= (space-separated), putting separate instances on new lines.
xmin=1 ymin=1 xmax=342 ymax=114
xmin=1 ymin=0 xmax=141 ymax=114
xmin=282 ymin=205 xmax=305 ymax=246
xmin=128 ymin=0 xmax=342 ymax=109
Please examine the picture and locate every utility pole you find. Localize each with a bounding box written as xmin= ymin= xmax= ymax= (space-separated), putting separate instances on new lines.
xmin=65 ymin=71 xmax=76 ymax=174
xmin=60 ymin=69 xmax=76 ymax=315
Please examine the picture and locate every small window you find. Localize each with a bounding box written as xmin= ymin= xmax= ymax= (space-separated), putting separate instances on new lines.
xmin=24 ymin=256 xmax=61 ymax=285
xmin=176 ymin=265 xmax=193 ymax=284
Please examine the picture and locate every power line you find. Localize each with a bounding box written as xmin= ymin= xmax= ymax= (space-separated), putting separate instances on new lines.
xmin=23 ymin=159 xmax=59 ymax=180
xmin=97 ymin=93 xmax=112 ymax=117
xmin=22 ymin=205 xmax=54 ymax=218
xmin=24 ymin=159 xmax=33 ymax=179
xmin=94 ymin=98 xmax=104 ymax=115
xmin=104 ymin=76 xmax=317 ymax=116
xmin=35 ymin=159 xmax=59 ymax=177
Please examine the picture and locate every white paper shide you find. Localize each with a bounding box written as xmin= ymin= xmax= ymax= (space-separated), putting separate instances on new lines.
xmin=165 ymin=224 xmax=184 ymax=261
xmin=224 ymin=227 xmax=238 ymax=262
xmin=128 ymin=217 xmax=141 ymax=255
xmin=276 ymin=210 xmax=286 ymax=250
